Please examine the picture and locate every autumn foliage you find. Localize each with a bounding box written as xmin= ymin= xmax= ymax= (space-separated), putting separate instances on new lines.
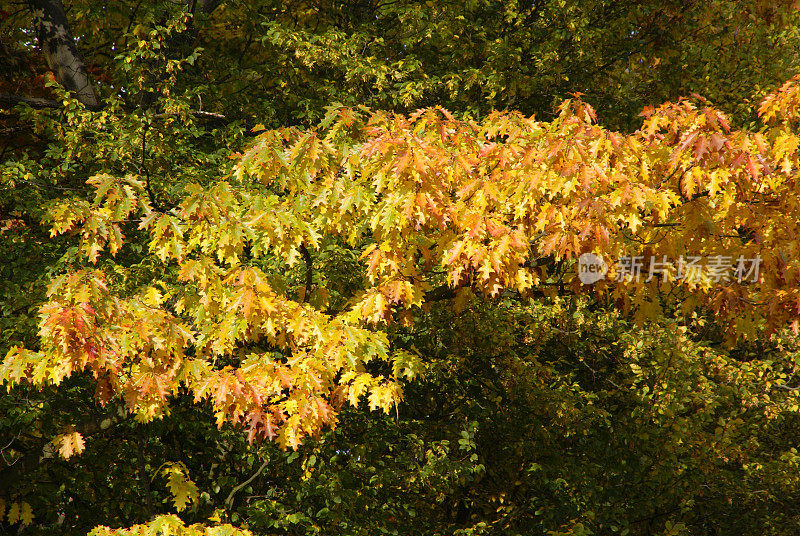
xmin=5 ymin=74 xmax=800 ymax=453
xmin=5 ymin=2 xmax=800 ymax=532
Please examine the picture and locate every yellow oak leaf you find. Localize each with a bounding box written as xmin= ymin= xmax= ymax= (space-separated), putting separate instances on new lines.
xmin=7 ymin=502 xmax=19 ymax=524
xmin=57 ymin=431 xmax=86 ymax=460
xmin=19 ymin=502 xmax=33 ymax=526
xmin=162 ymin=462 xmax=199 ymax=512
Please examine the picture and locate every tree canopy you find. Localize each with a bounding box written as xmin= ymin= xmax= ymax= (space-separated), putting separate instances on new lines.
xmin=3 ymin=1 xmax=800 ymax=535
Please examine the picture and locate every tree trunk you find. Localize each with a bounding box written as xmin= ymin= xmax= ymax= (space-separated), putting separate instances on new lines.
xmin=28 ymin=0 xmax=102 ymax=110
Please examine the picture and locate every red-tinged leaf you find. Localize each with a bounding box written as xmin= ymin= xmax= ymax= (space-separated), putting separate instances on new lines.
xmin=315 ymin=398 xmax=333 ymax=422
xmin=396 ymin=149 xmax=410 ymax=175
xmin=249 ymin=384 xmax=262 ymax=407
xmin=710 ymin=133 xmax=725 ymax=151
xmin=547 ymin=141 xmax=563 ymax=159
xmin=486 ymin=219 xmax=505 ymax=238
xmin=277 ymin=366 xmax=293 ymax=388
xmin=718 ymin=113 xmax=730 ymax=132
xmin=747 ymin=156 xmax=760 ymax=178
xmin=247 ymin=411 xmax=263 ymax=443
xmin=457 ymin=154 xmax=474 ymax=173
xmin=264 ymin=413 xmax=276 ymax=440
xmin=639 ymin=105 xmax=656 ymax=118
xmin=413 ymin=151 xmax=427 ymax=174
xmin=509 ymin=231 xmax=527 ymax=251
xmin=694 ymin=137 xmax=709 ymax=160
xmin=679 ymin=131 xmax=699 ymax=154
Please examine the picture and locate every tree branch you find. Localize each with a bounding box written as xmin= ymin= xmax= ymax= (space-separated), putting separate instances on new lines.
xmin=0 ymin=93 xmax=60 ymax=109
xmin=0 ymin=93 xmax=228 ymax=124
xmin=225 ymin=458 xmax=268 ymax=508
xmin=299 ymin=243 xmax=313 ymax=303
xmin=28 ymin=0 xmax=102 ymax=110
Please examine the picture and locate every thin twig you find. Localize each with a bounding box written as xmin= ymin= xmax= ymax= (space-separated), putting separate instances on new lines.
xmin=225 ymin=458 xmax=269 ymax=508
xmin=299 ymin=243 xmax=313 ymax=302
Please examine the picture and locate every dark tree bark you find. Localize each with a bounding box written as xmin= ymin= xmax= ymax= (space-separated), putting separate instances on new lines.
xmin=28 ymin=0 xmax=102 ymax=110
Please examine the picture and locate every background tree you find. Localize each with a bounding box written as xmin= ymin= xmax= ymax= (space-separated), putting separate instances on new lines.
xmin=2 ymin=1 xmax=800 ymax=535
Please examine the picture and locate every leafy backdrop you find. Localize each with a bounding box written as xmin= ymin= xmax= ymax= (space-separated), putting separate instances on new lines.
xmin=3 ymin=1 xmax=800 ymax=535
